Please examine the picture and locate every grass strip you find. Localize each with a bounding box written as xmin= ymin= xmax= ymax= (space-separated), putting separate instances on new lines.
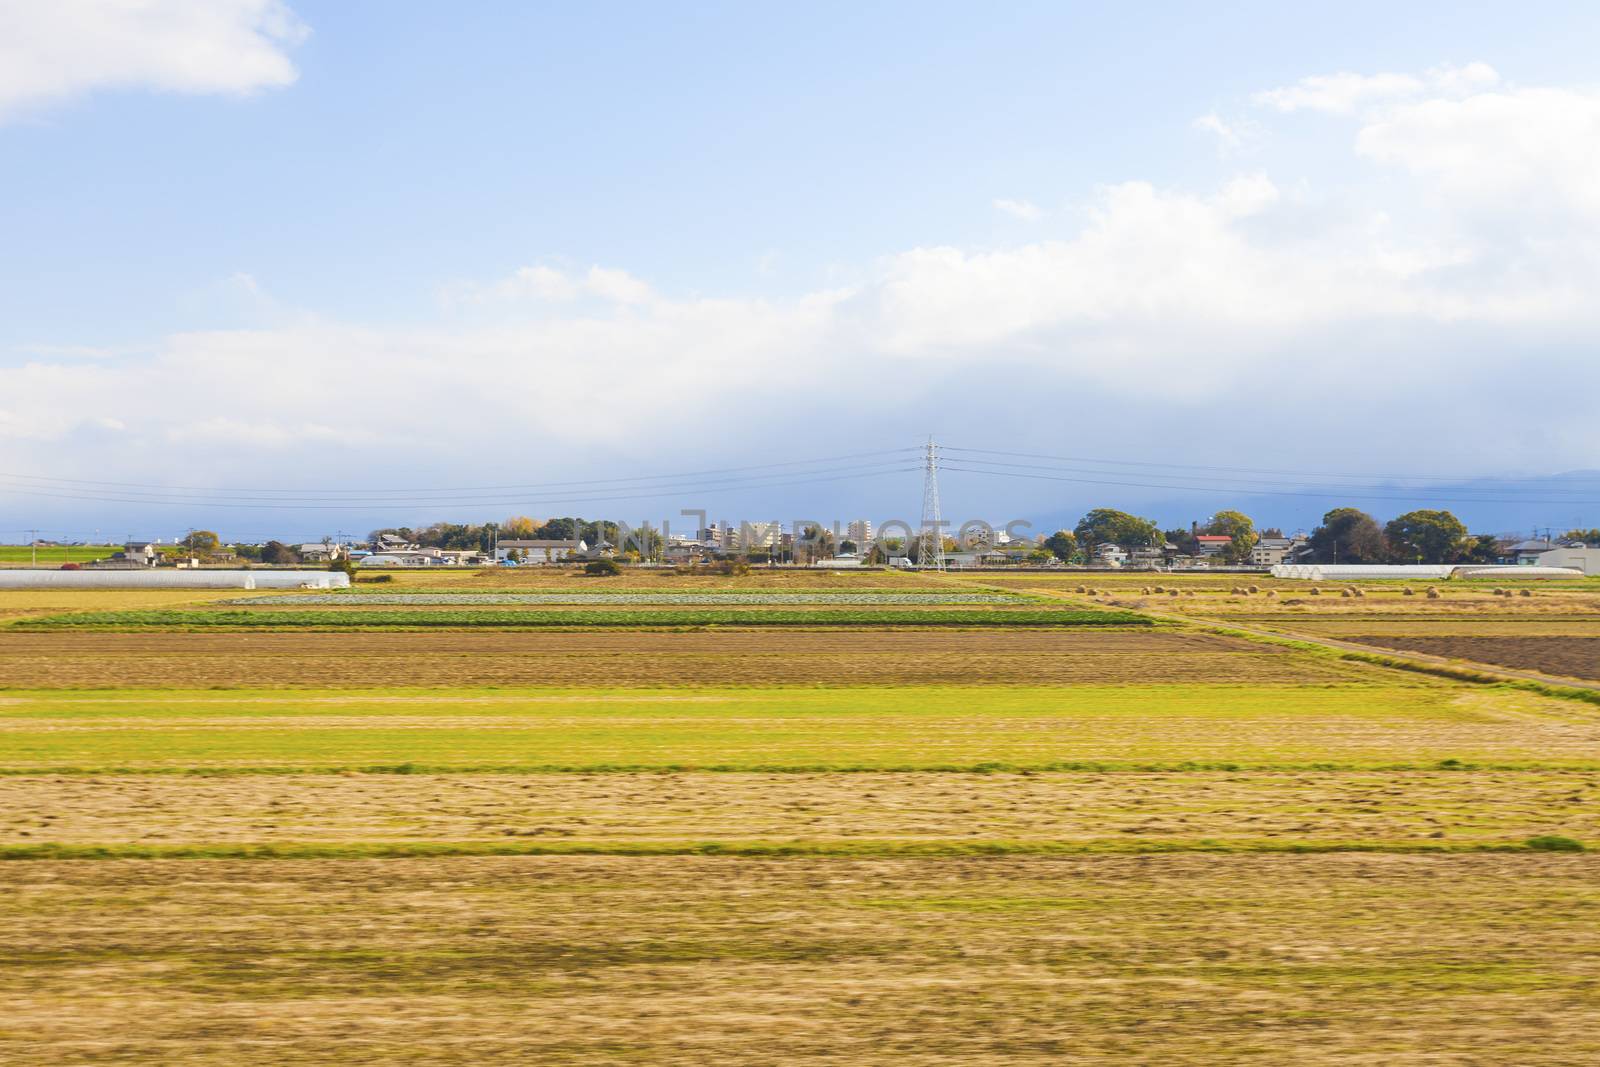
xmin=0 ymin=839 xmax=1583 ymax=861
xmin=17 ymin=608 xmax=1150 ymax=630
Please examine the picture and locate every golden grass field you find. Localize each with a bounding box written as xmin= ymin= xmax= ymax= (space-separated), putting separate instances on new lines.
xmin=2 ymin=571 xmax=1599 ymax=1063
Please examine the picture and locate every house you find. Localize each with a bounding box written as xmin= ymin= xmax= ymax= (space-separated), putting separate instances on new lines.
xmin=120 ymin=541 xmax=159 ymax=566
xmin=298 ymin=543 xmax=345 ymax=563
xmin=1094 ymin=544 xmax=1129 ymax=567
xmin=494 ymin=539 xmax=587 ymax=564
xmin=374 ymin=533 xmax=419 ymax=553
xmin=1507 ymin=539 xmax=1560 ymax=565
xmin=1249 ymin=536 xmax=1301 ymax=567
xmin=1194 ymin=535 xmax=1234 ymax=558
xmin=816 ymin=553 xmax=865 ymax=569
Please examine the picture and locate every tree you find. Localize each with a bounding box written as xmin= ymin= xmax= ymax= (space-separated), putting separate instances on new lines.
xmin=584 ymin=558 xmax=622 ymax=577
xmin=328 ymin=558 xmax=358 ymax=582
xmin=1073 ymin=509 xmax=1159 ymax=551
xmin=1309 ymin=508 xmax=1386 ymax=563
xmin=1164 ymin=527 xmax=1197 ymax=556
xmin=1385 ymin=509 xmax=1468 ymax=564
xmin=181 ymin=530 xmax=220 ymax=555
xmin=1043 ymin=530 xmax=1077 ymax=561
xmin=260 ymin=540 xmax=299 ymax=565
xmin=1456 ymin=533 xmax=1501 ymax=563
xmin=1563 ymin=528 xmax=1600 ymax=546
xmin=502 ymin=516 xmax=538 ymax=538
xmin=1203 ymin=510 xmax=1257 ymax=563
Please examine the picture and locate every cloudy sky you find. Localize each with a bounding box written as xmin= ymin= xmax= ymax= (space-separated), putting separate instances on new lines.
xmin=3 ymin=1 xmax=1599 ymax=541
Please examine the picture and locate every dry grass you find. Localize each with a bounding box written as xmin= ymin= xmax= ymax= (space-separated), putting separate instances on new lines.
xmin=2 ymin=853 xmax=1598 ymax=1065
xmin=0 ymin=589 xmax=244 ymax=623
xmin=0 ymin=629 xmax=1377 ymax=688
xmin=3 ymin=769 xmax=1593 ymax=849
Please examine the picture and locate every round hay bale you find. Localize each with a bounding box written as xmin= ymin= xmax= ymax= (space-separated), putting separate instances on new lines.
xmin=1248 ymin=584 xmax=1260 ymax=594
xmin=1075 ymin=585 xmax=1087 ymax=593
xmin=1340 ymin=589 xmax=1353 ymax=598
xmin=1426 ymin=588 xmax=1441 ymax=599
xmin=1519 ymin=588 xmax=1533 ymax=597
xmin=1265 ymin=590 xmax=1278 ymax=599
xmin=1402 ymin=587 xmax=1415 ymax=596
xmin=1310 ymin=587 xmax=1321 ymax=596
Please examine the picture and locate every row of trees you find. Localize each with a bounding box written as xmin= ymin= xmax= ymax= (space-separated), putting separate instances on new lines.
xmin=1041 ymin=506 xmax=1505 ymax=565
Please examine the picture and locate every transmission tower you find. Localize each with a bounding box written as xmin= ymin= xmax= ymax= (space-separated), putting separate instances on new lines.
xmin=917 ymin=437 xmax=946 ymax=571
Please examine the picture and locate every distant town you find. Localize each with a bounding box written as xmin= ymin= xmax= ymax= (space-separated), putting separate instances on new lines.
xmin=14 ymin=507 xmax=1600 ymax=574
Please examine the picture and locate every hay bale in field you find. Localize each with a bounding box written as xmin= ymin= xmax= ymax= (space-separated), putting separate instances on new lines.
xmin=1352 ymin=588 xmax=1365 ymax=598
xmin=1169 ymin=589 xmax=1180 ymax=597
xmin=1248 ymin=584 xmax=1260 ymax=594
xmin=1340 ymin=589 xmax=1353 ymax=598
xmin=1265 ymin=590 xmax=1278 ymax=599
xmin=1426 ymin=587 xmax=1441 ymax=599
xmin=1153 ymin=585 xmax=1166 ymax=594
xmin=1519 ymin=588 xmax=1533 ymax=597
xmin=1310 ymin=587 xmax=1321 ymax=596
xmin=1492 ymin=588 xmax=1505 ymax=597
xmin=1402 ymin=587 xmax=1415 ymax=596
xmin=1075 ymin=585 xmax=1087 ymax=593
xmin=1141 ymin=587 xmax=1152 ymax=595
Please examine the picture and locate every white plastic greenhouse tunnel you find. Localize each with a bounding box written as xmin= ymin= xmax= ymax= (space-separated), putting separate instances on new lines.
xmin=1271 ymin=564 xmax=1584 ymax=581
xmin=0 ymin=569 xmax=351 ymax=590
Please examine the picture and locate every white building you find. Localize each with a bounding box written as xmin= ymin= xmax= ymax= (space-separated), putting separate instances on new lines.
xmin=845 ymin=520 xmax=874 ymax=546
xmin=1537 ymin=546 xmax=1600 ymax=576
xmin=495 ymin=539 xmax=587 ymax=564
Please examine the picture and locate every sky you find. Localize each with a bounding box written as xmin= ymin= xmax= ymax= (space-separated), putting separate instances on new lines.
xmin=3 ymin=0 xmax=1600 ymax=542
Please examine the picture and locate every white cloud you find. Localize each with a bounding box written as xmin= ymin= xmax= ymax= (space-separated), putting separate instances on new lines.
xmin=7 ymin=61 xmax=1600 ymax=523
xmin=0 ymin=0 xmax=307 ymax=121
xmin=1253 ymin=62 xmax=1499 ymax=115
xmin=1356 ymin=86 xmax=1600 ymax=221
xmin=1191 ymin=112 xmax=1242 ymax=151
xmin=993 ymin=198 xmax=1043 ymax=222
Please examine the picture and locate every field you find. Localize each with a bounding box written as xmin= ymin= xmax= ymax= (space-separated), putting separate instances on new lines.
xmin=0 ymin=544 xmax=118 ymax=565
xmin=2 ymin=569 xmax=1599 ymax=1063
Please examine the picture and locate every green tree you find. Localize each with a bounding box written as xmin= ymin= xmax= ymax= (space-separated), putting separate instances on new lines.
xmin=181 ymin=530 xmax=220 ymax=555
xmin=584 ymin=558 xmax=622 ymax=577
xmin=1456 ymin=533 xmax=1501 ymax=563
xmin=1385 ymin=509 xmax=1468 ymax=563
xmin=1309 ymin=508 xmax=1386 ymax=563
xmin=1203 ymin=510 xmax=1257 ymax=563
xmin=1563 ymin=528 xmax=1600 ymax=546
xmin=260 ymin=540 xmax=299 ymax=565
xmin=1073 ymin=509 xmax=1159 ymax=551
xmin=1043 ymin=530 xmax=1077 ymax=561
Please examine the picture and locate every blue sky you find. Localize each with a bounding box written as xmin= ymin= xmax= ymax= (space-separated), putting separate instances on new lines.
xmin=3 ymin=1 xmax=1599 ymax=541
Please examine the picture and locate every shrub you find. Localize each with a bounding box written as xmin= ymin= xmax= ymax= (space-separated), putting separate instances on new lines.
xmin=584 ymin=558 xmax=622 ymax=577
xmin=359 ymin=573 xmax=395 ymax=584
xmin=1526 ymin=835 xmax=1585 ymax=853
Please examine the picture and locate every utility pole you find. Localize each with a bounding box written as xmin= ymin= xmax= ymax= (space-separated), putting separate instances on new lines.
xmin=917 ymin=437 xmax=946 ymax=572
xmin=25 ymin=528 xmax=40 ymax=567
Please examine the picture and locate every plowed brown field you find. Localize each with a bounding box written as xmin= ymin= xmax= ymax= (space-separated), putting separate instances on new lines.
xmin=0 ymin=629 xmax=1374 ymax=687
xmin=1349 ymin=635 xmax=1600 ymax=682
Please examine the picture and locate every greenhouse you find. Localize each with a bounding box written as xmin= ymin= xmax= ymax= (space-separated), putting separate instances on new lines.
xmin=0 ymin=569 xmax=351 ymax=590
xmin=1271 ymin=564 xmax=1457 ymax=581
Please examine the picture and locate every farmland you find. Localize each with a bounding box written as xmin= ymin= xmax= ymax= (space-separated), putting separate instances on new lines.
xmin=2 ymin=570 xmax=1599 ymax=1063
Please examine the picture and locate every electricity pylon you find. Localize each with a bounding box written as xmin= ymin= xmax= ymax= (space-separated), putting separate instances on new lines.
xmin=917 ymin=437 xmax=945 ymax=571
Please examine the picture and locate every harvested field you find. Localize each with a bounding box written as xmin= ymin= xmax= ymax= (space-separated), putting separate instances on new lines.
xmin=4 ymin=769 xmax=1594 ymax=851
xmin=2 ymin=854 xmax=1598 ymax=1066
xmin=0 ymin=629 xmax=1380 ymax=688
xmin=1225 ymin=617 xmax=1600 ymax=637
xmin=355 ymin=567 xmax=961 ymax=590
xmin=1348 ymin=636 xmax=1600 ymax=683
xmin=16 ymin=606 xmax=1146 ymax=629
xmin=244 ymin=591 xmax=1028 ymax=604
xmin=2 ymin=685 xmax=1595 ymax=773
xmin=0 ymin=589 xmax=243 ymax=623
